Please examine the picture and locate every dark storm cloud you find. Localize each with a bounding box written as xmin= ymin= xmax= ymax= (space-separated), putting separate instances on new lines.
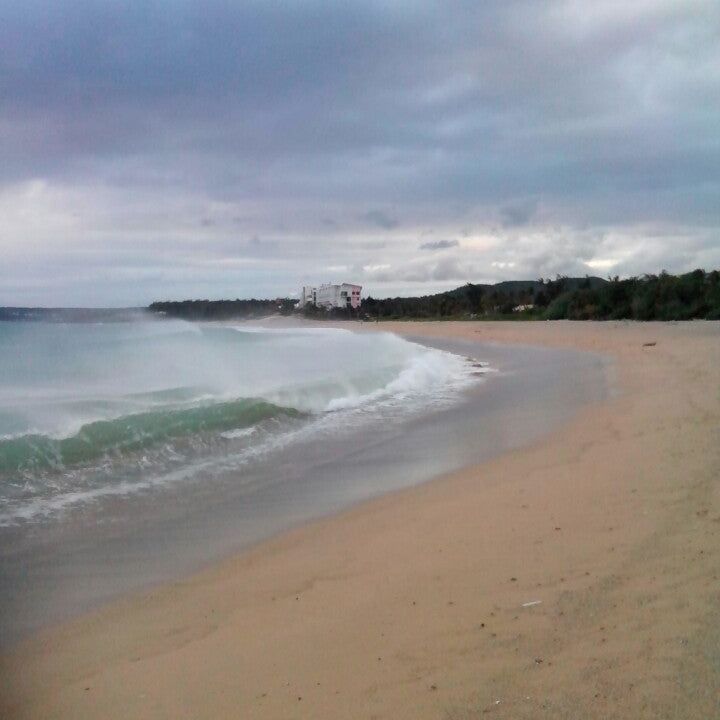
xmin=0 ymin=0 xmax=719 ymax=304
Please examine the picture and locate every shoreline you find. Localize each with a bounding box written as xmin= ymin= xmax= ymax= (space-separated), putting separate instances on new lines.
xmin=2 ymin=321 xmax=718 ymax=719
xmin=0 ymin=325 xmax=604 ymax=647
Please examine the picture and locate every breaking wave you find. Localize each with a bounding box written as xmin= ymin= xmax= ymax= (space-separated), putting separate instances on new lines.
xmin=0 ymin=320 xmax=484 ymax=523
xmin=0 ymin=399 xmax=300 ymax=474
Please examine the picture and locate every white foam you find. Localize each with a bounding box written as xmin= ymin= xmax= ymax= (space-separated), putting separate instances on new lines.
xmin=220 ymin=426 xmax=257 ymax=440
xmin=0 ymin=323 xmax=491 ymax=525
xmin=324 ymin=348 xmax=476 ymax=412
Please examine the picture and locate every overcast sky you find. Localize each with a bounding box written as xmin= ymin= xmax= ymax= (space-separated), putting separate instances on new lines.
xmin=1 ymin=0 xmax=719 ymax=305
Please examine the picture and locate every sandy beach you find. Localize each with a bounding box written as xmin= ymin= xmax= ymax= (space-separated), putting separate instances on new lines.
xmin=1 ymin=320 xmax=718 ymax=719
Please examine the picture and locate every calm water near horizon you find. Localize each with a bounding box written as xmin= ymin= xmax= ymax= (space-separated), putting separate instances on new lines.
xmin=0 ymin=320 xmax=608 ymax=645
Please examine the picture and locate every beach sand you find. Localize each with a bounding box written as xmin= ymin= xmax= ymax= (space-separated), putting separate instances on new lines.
xmin=1 ymin=320 xmax=718 ymax=719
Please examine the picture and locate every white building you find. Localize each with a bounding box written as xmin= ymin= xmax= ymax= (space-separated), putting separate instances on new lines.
xmin=299 ymin=285 xmax=316 ymax=307
xmin=298 ymin=283 xmax=362 ymax=309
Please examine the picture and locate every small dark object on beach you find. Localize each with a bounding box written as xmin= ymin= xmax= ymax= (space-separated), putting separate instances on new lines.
xmin=642 ymin=342 xmax=657 ymax=347
xmin=510 ymin=577 xmax=517 ymax=582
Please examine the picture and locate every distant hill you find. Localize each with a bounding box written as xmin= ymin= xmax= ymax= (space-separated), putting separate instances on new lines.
xmin=359 ymin=276 xmax=609 ymax=319
xmin=360 ymin=271 xmax=719 ymax=321
xmin=444 ymin=277 xmax=607 ymax=299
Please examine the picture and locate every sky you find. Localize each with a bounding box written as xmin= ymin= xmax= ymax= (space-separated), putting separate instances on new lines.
xmin=1 ymin=0 xmax=719 ymax=306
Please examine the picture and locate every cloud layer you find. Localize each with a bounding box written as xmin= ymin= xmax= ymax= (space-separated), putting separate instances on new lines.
xmin=1 ymin=0 xmax=718 ymax=304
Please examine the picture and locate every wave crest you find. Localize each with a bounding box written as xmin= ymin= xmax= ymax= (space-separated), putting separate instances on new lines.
xmin=0 ymin=399 xmax=300 ymax=474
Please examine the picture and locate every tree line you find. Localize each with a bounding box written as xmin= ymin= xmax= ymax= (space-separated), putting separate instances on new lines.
xmin=148 ymin=298 xmax=295 ymax=320
xmin=359 ymin=270 xmax=720 ymax=321
xmin=147 ymin=270 xmax=720 ymax=322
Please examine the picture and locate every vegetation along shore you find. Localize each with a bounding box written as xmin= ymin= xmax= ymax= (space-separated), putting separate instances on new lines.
xmin=146 ymin=270 xmax=720 ymax=322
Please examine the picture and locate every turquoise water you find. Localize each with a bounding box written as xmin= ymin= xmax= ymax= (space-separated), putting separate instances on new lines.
xmin=0 ymin=320 xmax=476 ymax=523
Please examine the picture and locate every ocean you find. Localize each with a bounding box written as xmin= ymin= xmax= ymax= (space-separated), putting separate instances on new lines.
xmin=0 ymin=319 xmax=478 ymax=526
xmin=0 ymin=319 xmax=608 ymax=643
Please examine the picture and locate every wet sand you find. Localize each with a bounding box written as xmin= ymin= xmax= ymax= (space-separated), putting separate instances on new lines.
xmin=1 ymin=320 xmax=719 ymax=719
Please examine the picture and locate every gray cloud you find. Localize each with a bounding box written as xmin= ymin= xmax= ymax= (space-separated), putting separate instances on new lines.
xmin=0 ymin=0 xmax=718 ymax=305
xmin=360 ymin=210 xmax=399 ymax=230
xmin=419 ymin=239 xmax=459 ymax=251
xmin=500 ymin=201 xmax=537 ymax=228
